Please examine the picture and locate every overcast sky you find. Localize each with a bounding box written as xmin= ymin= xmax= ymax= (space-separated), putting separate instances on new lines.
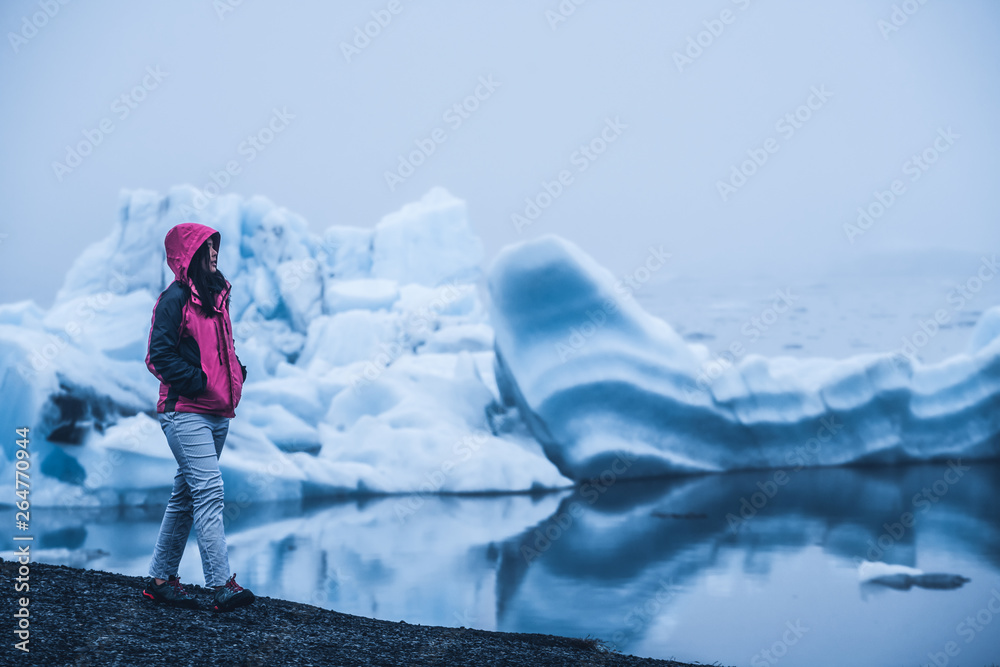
xmin=1 ymin=0 xmax=998 ymax=309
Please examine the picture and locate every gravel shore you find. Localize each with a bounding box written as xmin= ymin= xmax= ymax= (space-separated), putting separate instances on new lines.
xmin=2 ymin=560 xmax=719 ymax=667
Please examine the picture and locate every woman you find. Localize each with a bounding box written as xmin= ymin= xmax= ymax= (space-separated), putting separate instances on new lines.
xmin=142 ymin=222 xmax=255 ymax=612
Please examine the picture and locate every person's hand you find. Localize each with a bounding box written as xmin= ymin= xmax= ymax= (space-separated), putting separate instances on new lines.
xmin=182 ymin=370 xmax=208 ymax=398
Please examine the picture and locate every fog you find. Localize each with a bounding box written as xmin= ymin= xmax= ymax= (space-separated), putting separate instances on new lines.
xmin=1 ymin=0 xmax=997 ymax=308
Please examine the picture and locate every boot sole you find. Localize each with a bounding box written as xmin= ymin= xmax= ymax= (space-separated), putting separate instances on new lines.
xmin=213 ymin=592 xmax=255 ymax=613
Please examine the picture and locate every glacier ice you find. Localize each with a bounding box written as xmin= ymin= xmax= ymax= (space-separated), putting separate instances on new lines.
xmin=370 ymin=187 xmax=484 ymax=286
xmin=3 ymin=185 xmax=999 ymax=507
xmin=486 ymin=235 xmax=1000 ymax=481
xmin=0 ymin=185 xmax=568 ymax=506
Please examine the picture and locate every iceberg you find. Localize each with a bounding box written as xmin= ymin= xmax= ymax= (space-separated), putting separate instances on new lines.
xmin=856 ymin=561 xmax=970 ymax=590
xmin=486 ymin=235 xmax=1000 ymax=481
xmin=2 ymin=185 xmax=999 ymax=507
xmin=0 ymin=185 xmax=569 ymax=506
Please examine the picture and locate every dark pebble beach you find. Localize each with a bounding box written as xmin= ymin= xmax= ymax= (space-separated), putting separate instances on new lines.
xmin=2 ymin=560 xmax=722 ymax=667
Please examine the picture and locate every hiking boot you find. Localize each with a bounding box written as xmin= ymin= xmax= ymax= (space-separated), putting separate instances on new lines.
xmin=212 ymin=573 xmax=255 ymax=612
xmin=142 ymin=575 xmax=200 ymax=609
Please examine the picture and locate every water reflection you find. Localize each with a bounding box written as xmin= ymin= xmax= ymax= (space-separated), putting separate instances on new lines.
xmin=6 ymin=461 xmax=999 ymax=666
xmin=495 ymin=461 xmax=1000 ymax=665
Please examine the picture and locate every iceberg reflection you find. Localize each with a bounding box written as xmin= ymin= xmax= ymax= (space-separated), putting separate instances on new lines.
xmin=6 ymin=461 xmax=998 ymax=665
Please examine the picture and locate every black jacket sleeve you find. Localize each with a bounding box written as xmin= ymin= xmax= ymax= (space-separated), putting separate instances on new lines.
xmin=147 ymin=284 xmax=207 ymax=397
xmin=235 ymin=345 xmax=247 ymax=382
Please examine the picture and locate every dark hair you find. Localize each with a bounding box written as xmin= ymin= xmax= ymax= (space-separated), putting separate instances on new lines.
xmin=186 ymin=239 xmax=228 ymax=318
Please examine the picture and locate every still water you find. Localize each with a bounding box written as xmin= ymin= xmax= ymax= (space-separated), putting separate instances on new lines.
xmin=9 ymin=460 xmax=1000 ymax=666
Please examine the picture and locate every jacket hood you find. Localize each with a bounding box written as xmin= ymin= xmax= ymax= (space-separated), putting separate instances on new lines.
xmin=164 ymin=222 xmax=221 ymax=285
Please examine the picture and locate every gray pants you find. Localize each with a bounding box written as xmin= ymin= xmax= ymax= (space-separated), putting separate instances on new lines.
xmin=148 ymin=411 xmax=231 ymax=587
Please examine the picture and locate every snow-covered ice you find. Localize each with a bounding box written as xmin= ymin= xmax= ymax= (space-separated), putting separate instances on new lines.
xmin=487 ymin=235 xmax=1000 ymax=481
xmin=1 ymin=187 xmax=998 ymax=506
xmin=0 ymin=185 xmax=568 ymax=506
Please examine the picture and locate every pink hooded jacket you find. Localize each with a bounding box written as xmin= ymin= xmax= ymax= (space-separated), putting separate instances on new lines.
xmin=145 ymin=223 xmax=245 ymax=417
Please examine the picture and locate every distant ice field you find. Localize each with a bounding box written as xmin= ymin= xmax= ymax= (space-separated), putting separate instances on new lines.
xmin=634 ymin=252 xmax=1000 ymax=365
